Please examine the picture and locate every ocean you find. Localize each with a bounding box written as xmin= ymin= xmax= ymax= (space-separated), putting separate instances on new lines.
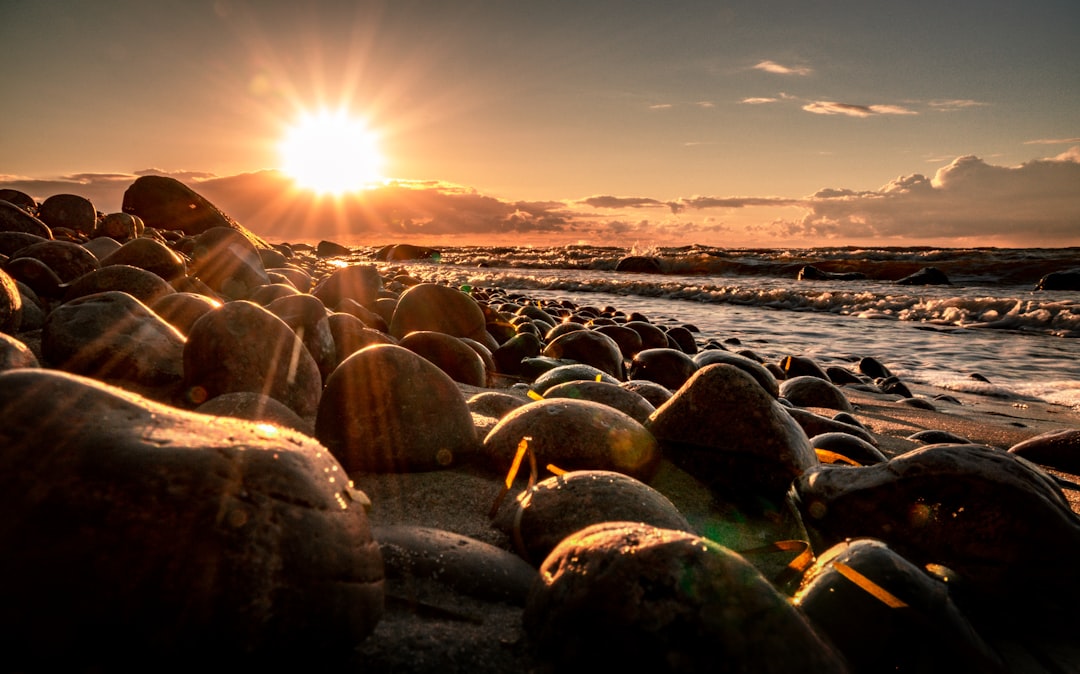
xmin=322 ymin=244 xmax=1080 ymax=410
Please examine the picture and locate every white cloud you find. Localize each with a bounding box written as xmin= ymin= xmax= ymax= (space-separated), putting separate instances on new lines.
xmin=740 ymin=97 xmax=778 ymax=105
xmin=1025 ymin=137 xmax=1080 ymax=145
xmin=790 ymin=152 xmax=1080 ymax=244
xmin=803 ymin=101 xmax=917 ymax=117
xmin=753 ymin=60 xmax=812 ymax=76
xmin=928 ymin=99 xmax=988 ymax=112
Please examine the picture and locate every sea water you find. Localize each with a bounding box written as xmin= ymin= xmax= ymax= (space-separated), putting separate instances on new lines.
xmin=328 ymin=244 xmax=1080 ymax=409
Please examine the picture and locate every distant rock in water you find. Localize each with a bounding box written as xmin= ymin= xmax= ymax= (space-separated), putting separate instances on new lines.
xmin=121 ymin=175 xmax=269 ymax=249
xmin=375 ymin=243 xmax=440 ymax=261
xmin=317 ymin=240 xmax=352 ymax=257
xmin=797 ymin=265 xmax=867 ymax=281
xmin=1035 ymin=268 xmax=1080 ymax=291
xmin=896 ymin=266 xmax=950 ymax=285
xmin=614 ymin=255 xmax=663 ymax=273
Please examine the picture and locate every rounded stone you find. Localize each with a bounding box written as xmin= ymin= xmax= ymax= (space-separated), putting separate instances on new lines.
xmin=0 ymin=231 xmax=50 ymax=257
xmin=389 ymin=282 xmax=489 ymax=344
xmin=37 ymin=194 xmax=97 ymax=236
xmin=481 ymin=398 xmax=660 ymax=483
xmin=0 ymin=200 xmax=51 ymax=238
xmin=1009 ymin=429 xmax=1080 ymax=474
xmin=183 ymin=300 xmax=323 ymax=418
xmin=61 ymin=264 xmax=176 ymax=306
xmin=627 ymin=347 xmax=698 ymax=391
xmin=150 ymin=292 xmax=222 ymax=336
xmin=530 ymin=363 xmax=620 ymax=395
xmin=542 ymin=329 xmax=624 ymax=379
xmin=313 ymin=264 xmax=383 ymax=310
xmin=592 ymin=323 xmax=643 ymax=359
xmin=327 ymin=312 xmax=397 ymax=364
xmin=95 ymin=212 xmax=145 ymax=241
xmin=793 ymin=539 xmax=1004 ymax=674
xmin=0 ymin=332 xmax=38 ymax=370
xmin=624 ymin=320 xmax=670 ymax=350
xmin=467 ymin=390 xmax=529 ymax=419
xmin=524 ymin=522 xmax=848 ymax=673
xmin=542 ymin=379 xmax=656 ymax=424
xmin=0 ymin=267 xmax=22 ymax=333
xmin=9 ymin=239 xmax=99 ymax=283
xmin=491 ymin=331 xmax=543 ymax=376
xmin=692 ymin=349 xmax=780 ymax=398
xmin=790 ymin=443 xmax=1080 ymax=613
xmin=42 ymin=291 xmax=186 ymax=388
xmin=619 ymin=379 xmax=674 ymax=408
xmin=247 ymin=282 xmax=300 ymax=306
xmin=398 ymin=330 xmax=487 ymax=387
xmin=506 ymin=470 xmax=692 ymax=565
xmin=780 ymin=375 xmax=854 ymax=412
xmin=0 ymin=368 xmax=382 ymax=668
xmin=778 ymin=354 xmax=831 ymax=380
xmin=316 ymin=344 xmax=478 ymax=473
xmin=809 ymin=432 xmax=888 ymax=466
xmin=265 ymin=293 xmax=336 ymax=381
xmin=99 ymin=236 xmax=187 ymax=283
xmin=665 ymin=325 xmax=698 ymax=354
xmin=196 ymin=391 xmax=312 ymax=435
xmin=647 ymin=363 xmax=818 ymax=509
xmin=188 ymin=227 xmax=270 ymax=300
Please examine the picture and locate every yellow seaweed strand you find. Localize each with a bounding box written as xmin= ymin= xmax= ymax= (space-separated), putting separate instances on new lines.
xmin=527 ymin=389 xmax=544 ymax=401
xmin=546 ymin=464 xmax=568 ymax=476
xmin=815 ymin=449 xmax=863 ymax=466
xmin=488 ymin=436 xmax=533 ymax=519
xmin=833 ymin=561 xmax=908 ymax=608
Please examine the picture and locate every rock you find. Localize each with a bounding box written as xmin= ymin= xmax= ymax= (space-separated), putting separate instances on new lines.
xmin=316 ymin=239 xmax=352 ymax=257
xmin=82 ymin=236 xmax=122 ymax=261
xmin=692 ymin=349 xmax=780 ymax=397
xmin=150 ymin=292 xmax=222 ymax=336
xmin=1035 ymin=268 xmax=1080 ymax=291
xmin=780 ymin=375 xmax=854 ymax=412
xmin=314 ymin=264 xmax=383 ymax=310
xmin=809 ymin=432 xmax=888 ymax=465
xmin=99 ymin=236 xmax=187 ymax=283
xmin=195 ymin=391 xmax=313 ymax=435
xmin=0 ymin=267 xmax=22 ymax=333
xmin=248 ymin=282 xmax=301 ymax=306
xmin=785 ymin=407 xmax=879 ymax=447
xmin=327 ymin=312 xmax=397 ymax=364
xmin=183 ymin=300 xmax=323 ymax=418
xmin=627 ymin=347 xmax=697 ymax=391
xmin=8 ymin=239 xmax=99 ymax=283
xmin=0 ymin=199 xmax=51 ymax=237
xmin=858 ymin=355 xmax=893 ymax=379
xmin=523 ymin=522 xmax=848 ymax=673
xmin=908 ymin=429 xmax=972 ymax=445
xmin=466 ymin=390 xmax=529 ymax=419
xmin=491 ymin=331 xmax=542 ymax=376
xmin=624 ymin=319 xmax=669 ymax=350
xmin=265 ymin=293 xmax=337 ymax=382
xmin=0 ymin=332 xmax=38 ymax=370
xmin=336 ymin=297 xmax=389 ymax=332
xmin=543 ymin=320 xmax=586 ymax=342
xmin=389 ymin=283 xmax=491 ymax=347
xmin=790 ymin=443 xmax=1080 ymax=615
xmin=614 ymin=255 xmax=662 ymax=273
xmin=592 ymin=323 xmax=643 ymax=359
xmin=778 ymin=354 xmax=830 ymax=380
xmin=375 ymin=243 xmax=440 ymax=261
xmin=0 ymin=369 xmax=382 ymax=669
xmin=315 ymin=344 xmax=478 ymax=473
xmin=188 ymin=227 xmax=271 ymax=300
xmin=503 ymin=470 xmax=692 ymax=565
xmin=542 ymin=329 xmax=624 ymax=379
xmin=1009 ymin=428 xmax=1080 ymax=473
xmin=647 ymin=363 xmax=818 ymax=509
xmin=122 ymin=175 xmax=269 ymax=248
xmin=95 ymin=212 xmax=145 ymax=241
xmin=793 ymin=539 xmax=1004 ymax=674
xmin=398 ymin=330 xmax=487 ymax=387
xmin=61 ymin=264 xmax=176 ymax=306
xmin=824 ymin=365 xmax=864 ymax=385
xmin=267 ymin=265 xmax=312 ymax=292
xmin=664 ymin=325 xmax=697 ymax=354
xmin=3 ymin=255 xmax=65 ymax=298
xmin=542 ymin=379 xmax=656 ymax=424
xmin=0 ymin=188 xmax=36 ymax=211
xmin=530 ymin=363 xmax=620 ymax=395
xmin=37 ymin=194 xmax=97 ymax=236
xmin=896 ymin=266 xmax=950 ymax=285
xmin=481 ymin=398 xmax=660 ymax=483
xmin=42 ymin=291 xmax=186 ymax=389
xmin=0 ymin=231 xmax=49 ymax=257
xmin=374 ymin=525 xmax=536 ymax=605
xmin=620 ymin=379 xmax=673 ymax=408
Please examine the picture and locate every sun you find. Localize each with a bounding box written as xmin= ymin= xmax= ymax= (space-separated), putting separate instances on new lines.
xmin=279 ymin=108 xmax=384 ymax=195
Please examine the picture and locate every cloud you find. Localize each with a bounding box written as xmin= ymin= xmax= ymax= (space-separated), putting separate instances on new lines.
xmin=928 ymin=99 xmax=988 ymax=112
xmin=582 ymin=196 xmax=666 ymax=209
xmin=753 ymin=60 xmax=812 ymax=76
xmin=1025 ymin=137 xmax=1080 ymax=145
xmin=789 ymin=152 xmax=1080 ymax=244
xmin=803 ymin=101 xmax=917 ymax=117
xmin=648 ymin=103 xmax=673 ymax=110
xmin=669 ymin=196 xmax=799 ymax=214
xmin=740 ymin=97 xmax=778 ymax=105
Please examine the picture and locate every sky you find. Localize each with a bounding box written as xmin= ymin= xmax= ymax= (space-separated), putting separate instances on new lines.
xmin=2 ymin=0 xmax=1078 ymax=247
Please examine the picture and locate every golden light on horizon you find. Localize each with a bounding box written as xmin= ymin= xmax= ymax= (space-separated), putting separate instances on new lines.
xmin=279 ymin=108 xmax=384 ymax=196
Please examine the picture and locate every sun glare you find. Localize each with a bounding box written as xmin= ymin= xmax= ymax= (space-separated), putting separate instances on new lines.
xmin=279 ymin=109 xmax=383 ymax=195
